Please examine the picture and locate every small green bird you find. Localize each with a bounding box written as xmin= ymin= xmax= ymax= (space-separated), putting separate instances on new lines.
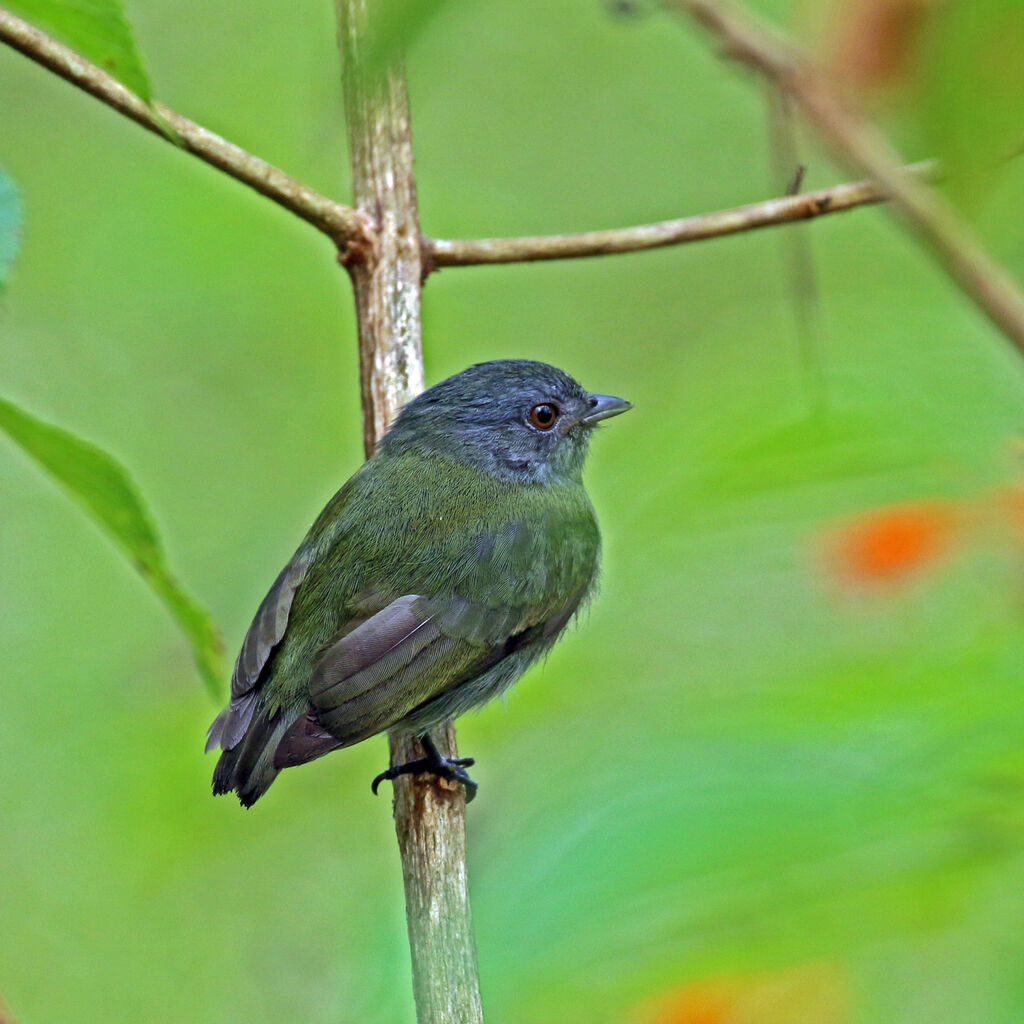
xmin=207 ymin=359 xmax=631 ymax=806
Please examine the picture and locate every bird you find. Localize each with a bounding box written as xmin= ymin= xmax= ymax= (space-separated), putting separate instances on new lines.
xmin=206 ymin=359 xmax=631 ymax=807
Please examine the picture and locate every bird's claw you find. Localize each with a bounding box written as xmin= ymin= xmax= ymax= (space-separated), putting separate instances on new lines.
xmin=371 ymin=738 xmax=478 ymax=802
xmin=444 ymin=760 xmax=478 ymax=803
xmin=371 ymin=757 xmax=429 ymax=795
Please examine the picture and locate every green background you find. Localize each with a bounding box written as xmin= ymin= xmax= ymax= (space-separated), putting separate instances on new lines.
xmin=3 ymin=1 xmax=1024 ymax=1021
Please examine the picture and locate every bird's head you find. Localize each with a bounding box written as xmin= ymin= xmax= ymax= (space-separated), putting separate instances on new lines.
xmin=381 ymin=359 xmax=632 ymax=484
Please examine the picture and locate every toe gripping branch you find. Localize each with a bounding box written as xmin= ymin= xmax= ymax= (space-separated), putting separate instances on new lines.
xmin=372 ymin=733 xmax=478 ymax=802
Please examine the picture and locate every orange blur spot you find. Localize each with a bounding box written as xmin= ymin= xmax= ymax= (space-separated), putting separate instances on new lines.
xmin=642 ymin=982 xmax=732 ymax=1024
xmin=828 ymin=501 xmax=961 ymax=584
xmin=822 ymin=0 xmax=938 ymax=89
xmin=632 ymin=962 xmax=848 ymax=1024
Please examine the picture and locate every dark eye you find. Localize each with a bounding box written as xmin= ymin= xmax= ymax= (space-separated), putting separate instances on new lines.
xmin=529 ymin=403 xmax=559 ymax=430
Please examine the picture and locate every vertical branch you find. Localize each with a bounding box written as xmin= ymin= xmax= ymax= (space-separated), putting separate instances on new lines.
xmin=335 ymin=0 xmax=425 ymax=451
xmin=334 ymin=3 xmax=485 ymax=1023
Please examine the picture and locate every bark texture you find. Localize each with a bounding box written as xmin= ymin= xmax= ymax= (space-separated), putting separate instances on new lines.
xmin=335 ymin=3 xmax=485 ymax=1022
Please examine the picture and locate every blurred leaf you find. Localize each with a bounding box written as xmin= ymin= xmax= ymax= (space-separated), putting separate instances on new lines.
xmin=5 ymin=0 xmax=152 ymax=100
xmin=919 ymin=0 xmax=1024 ymax=203
xmin=0 ymin=169 xmax=20 ymax=293
xmin=0 ymin=394 xmax=224 ymax=697
xmin=362 ymin=0 xmax=453 ymax=74
xmin=469 ymin=414 xmax=1024 ymax=1024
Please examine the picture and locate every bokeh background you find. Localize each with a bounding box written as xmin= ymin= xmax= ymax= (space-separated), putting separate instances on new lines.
xmin=3 ymin=0 xmax=1024 ymax=1021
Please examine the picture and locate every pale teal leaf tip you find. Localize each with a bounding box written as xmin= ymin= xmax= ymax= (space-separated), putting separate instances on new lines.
xmin=0 ymin=170 xmax=22 ymax=293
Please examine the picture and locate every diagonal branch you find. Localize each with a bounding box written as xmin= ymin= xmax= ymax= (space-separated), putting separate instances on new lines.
xmin=665 ymin=0 xmax=1024 ymax=356
xmin=0 ymin=6 xmax=369 ymax=247
xmin=424 ymin=161 xmax=936 ymax=271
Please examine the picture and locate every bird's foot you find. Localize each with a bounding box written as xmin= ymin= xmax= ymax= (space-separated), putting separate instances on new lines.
xmin=371 ymin=734 xmax=478 ymax=802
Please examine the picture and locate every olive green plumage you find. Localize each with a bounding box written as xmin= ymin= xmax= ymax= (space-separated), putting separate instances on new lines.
xmin=207 ymin=359 xmax=630 ymax=806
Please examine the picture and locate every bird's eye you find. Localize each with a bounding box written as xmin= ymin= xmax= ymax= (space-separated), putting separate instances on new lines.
xmin=529 ymin=403 xmax=559 ymax=430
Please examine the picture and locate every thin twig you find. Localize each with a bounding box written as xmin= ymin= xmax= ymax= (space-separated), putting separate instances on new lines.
xmin=0 ymin=6 xmax=368 ymax=246
xmin=666 ymin=0 xmax=1024 ymax=356
xmin=766 ymin=86 xmax=828 ymax=420
xmin=335 ymin=2 xmax=484 ymax=1023
xmin=423 ymin=162 xmax=936 ymax=271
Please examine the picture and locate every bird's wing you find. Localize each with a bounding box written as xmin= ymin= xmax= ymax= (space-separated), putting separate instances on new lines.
xmin=206 ymin=474 xmax=364 ymax=755
xmin=279 ymin=594 xmax=484 ymax=757
xmin=205 ymin=550 xmax=311 ymax=753
xmin=273 ymin=575 xmax=590 ymax=768
xmin=275 ymin=514 xmax=600 ymax=763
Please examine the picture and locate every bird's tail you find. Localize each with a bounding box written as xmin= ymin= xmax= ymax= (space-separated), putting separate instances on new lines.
xmin=211 ymin=707 xmax=295 ymax=808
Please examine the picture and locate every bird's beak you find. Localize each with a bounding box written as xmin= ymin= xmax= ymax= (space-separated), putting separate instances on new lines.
xmin=581 ymin=393 xmax=633 ymax=424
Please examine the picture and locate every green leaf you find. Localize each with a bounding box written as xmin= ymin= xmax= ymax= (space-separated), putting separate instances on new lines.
xmin=0 ymin=169 xmax=21 ymax=293
xmin=5 ymin=0 xmax=153 ymax=101
xmin=0 ymin=394 xmax=224 ymax=698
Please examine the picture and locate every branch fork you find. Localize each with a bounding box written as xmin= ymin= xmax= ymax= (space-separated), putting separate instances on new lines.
xmin=7 ymin=3 xmax=1024 ymax=1023
xmin=2 ymin=2 xmax=938 ymax=282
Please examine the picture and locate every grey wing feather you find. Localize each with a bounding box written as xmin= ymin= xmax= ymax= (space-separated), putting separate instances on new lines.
xmin=303 ymin=594 xmax=452 ymax=744
xmin=206 ymin=689 xmax=259 ymax=752
xmin=205 ymin=552 xmax=311 ymax=753
xmin=310 ymin=595 xmax=438 ymax=704
xmin=275 ymin=594 xmax=471 ymax=760
xmin=272 ymin=714 xmax=340 ymax=768
xmin=234 ymin=554 xmax=310 ymax=696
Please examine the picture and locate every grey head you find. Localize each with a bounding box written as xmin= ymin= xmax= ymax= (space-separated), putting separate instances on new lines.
xmin=380 ymin=359 xmax=632 ymax=483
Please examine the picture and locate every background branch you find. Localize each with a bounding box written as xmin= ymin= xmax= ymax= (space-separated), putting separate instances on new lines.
xmin=666 ymin=0 xmax=1024 ymax=356
xmin=765 ymin=85 xmax=828 ymax=419
xmin=335 ymin=2 xmax=484 ymax=1023
xmin=424 ymin=161 xmax=936 ymax=270
xmin=0 ymin=6 xmax=367 ymax=245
